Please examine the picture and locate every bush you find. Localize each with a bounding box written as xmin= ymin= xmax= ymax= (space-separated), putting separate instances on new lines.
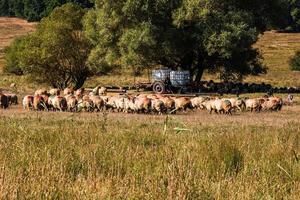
xmin=3 ymin=37 xmax=25 ymax=75
xmin=4 ymin=3 xmax=93 ymax=89
xmin=289 ymin=50 xmax=300 ymax=71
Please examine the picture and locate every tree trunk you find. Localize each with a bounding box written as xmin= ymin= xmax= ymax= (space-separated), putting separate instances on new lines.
xmin=195 ymin=67 xmax=204 ymax=83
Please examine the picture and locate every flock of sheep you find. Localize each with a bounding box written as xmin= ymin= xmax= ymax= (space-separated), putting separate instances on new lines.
xmin=0 ymin=87 xmax=289 ymax=115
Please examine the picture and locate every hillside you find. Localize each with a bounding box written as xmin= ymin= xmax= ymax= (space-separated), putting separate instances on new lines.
xmin=0 ymin=17 xmax=300 ymax=91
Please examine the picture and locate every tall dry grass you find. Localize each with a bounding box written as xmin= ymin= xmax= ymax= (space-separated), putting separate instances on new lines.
xmin=0 ymin=108 xmax=300 ymax=199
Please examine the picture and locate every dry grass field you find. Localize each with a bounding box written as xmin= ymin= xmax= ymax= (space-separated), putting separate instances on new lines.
xmin=0 ymin=104 xmax=300 ymax=199
xmin=1 ymin=17 xmax=300 ymax=199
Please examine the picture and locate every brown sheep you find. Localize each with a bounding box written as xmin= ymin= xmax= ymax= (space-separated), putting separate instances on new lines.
xmin=0 ymin=93 xmax=9 ymax=109
xmin=134 ymin=97 xmax=152 ymax=114
xmin=52 ymin=96 xmax=68 ymax=111
xmin=89 ymin=95 xmax=105 ymax=112
xmin=22 ymin=95 xmax=34 ymax=110
xmin=33 ymin=95 xmax=46 ymax=111
xmin=65 ymin=95 xmax=78 ymax=112
xmin=7 ymin=93 xmax=18 ymax=105
xmin=174 ymin=97 xmax=192 ymax=112
xmin=160 ymin=97 xmax=175 ymax=113
xmin=49 ymin=88 xmax=60 ymax=96
xmin=151 ymin=99 xmax=165 ymax=114
xmin=34 ymin=89 xmax=48 ymax=96
xmin=64 ymin=88 xmax=74 ymax=96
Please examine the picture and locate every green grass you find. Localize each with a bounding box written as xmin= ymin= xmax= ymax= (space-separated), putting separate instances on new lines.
xmin=0 ymin=109 xmax=300 ymax=199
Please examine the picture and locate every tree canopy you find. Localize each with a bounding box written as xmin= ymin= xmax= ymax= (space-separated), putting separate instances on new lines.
xmin=84 ymin=0 xmax=288 ymax=82
xmin=0 ymin=0 xmax=93 ymax=21
xmin=4 ymin=3 xmax=93 ymax=89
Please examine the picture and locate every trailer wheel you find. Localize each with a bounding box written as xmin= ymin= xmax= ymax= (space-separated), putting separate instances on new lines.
xmin=152 ymin=81 xmax=165 ymax=94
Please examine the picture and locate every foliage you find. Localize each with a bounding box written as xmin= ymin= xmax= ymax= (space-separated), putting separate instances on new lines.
xmin=83 ymin=0 xmax=289 ymax=82
xmin=4 ymin=3 xmax=93 ymax=89
xmin=3 ymin=36 xmax=27 ymax=75
xmin=289 ymin=50 xmax=300 ymax=71
xmin=287 ymin=0 xmax=300 ymax=32
xmin=0 ymin=0 xmax=93 ymax=21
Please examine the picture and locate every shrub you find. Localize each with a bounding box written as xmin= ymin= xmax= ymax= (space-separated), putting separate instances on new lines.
xmin=289 ymin=50 xmax=300 ymax=71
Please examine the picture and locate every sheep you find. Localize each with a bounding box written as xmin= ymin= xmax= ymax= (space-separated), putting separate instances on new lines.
xmin=22 ymin=95 xmax=34 ymax=110
xmin=0 ymin=93 xmax=9 ymax=109
xmin=34 ymin=89 xmax=48 ymax=96
xmin=75 ymin=88 xmax=85 ymax=100
xmin=220 ymin=99 xmax=233 ymax=115
xmin=123 ymin=97 xmax=138 ymax=113
xmin=174 ymin=97 xmax=192 ymax=112
xmin=4 ymin=93 xmax=18 ymax=105
xmin=202 ymin=99 xmax=232 ymax=115
xmin=151 ymin=98 xmax=165 ymax=114
xmin=134 ymin=97 xmax=152 ymax=114
xmin=49 ymin=88 xmax=60 ymax=96
xmin=98 ymin=87 xmax=107 ymax=95
xmin=64 ymin=88 xmax=74 ymax=96
xmin=89 ymin=95 xmax=105 ymax=112
xmin=160 ymin=97 xmax=175 ymax=113
xmin=191 ymin=96 xmax=210 ymax=110
xmin=261 ymin=97 xmax=283 ymax=111
xmin=223 ymin=98 xmax=246 ymax=112
xmin=33 ymin=95 xmax=46 ymax=111
xmin=51 ymin=96 xmax=68 ymax=111
xmin=65 ymin=95 xmax=78 ymax=112
xmin=201 ymin=100 xmax=215 ymax=114
xmin=245 ymin=98 xmax=262 ymax=112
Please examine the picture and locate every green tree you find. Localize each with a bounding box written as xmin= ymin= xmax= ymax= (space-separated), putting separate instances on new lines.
xmin=287 ymin=0 xmax=300 ymax=31
xmin=3 ymin=36 xmax=27 ymax=75
xmin=289 ymin=50 xmax=300 ymax=71
xmin=0 ymin=0 xmax=10 ymax=16
xmin=0 ymin=0 xmax=93 ymax=21
xmin=5 ymin=3 xmax=93 ymax=89
xmin=84 ymin=0 xmax=285 ymax=82
xmin=23 ymin=0 xmax=46 ymax=21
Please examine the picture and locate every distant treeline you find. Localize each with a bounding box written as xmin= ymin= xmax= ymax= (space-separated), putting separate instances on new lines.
xmin=0 ymin=0 xmax=93 ymax=21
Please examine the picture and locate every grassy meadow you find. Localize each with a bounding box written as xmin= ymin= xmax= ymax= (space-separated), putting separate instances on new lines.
xmin=1 ymin=17 xmax=300 ymax=199
xmin=0 ymin=107 xmax=300 ymax=199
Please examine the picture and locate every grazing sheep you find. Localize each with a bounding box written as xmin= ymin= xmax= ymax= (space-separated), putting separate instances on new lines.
xmin=203 ymin=100 xmax=217 ymax=114
xmin=22 ymin=95 xmax=34 ymax=110
xmin=160 ymin=97 xmax=176 ymax=113
xmin=33 ymin=95 xmax=46 ymax=111
xmin=134 ymin=97 xmax=152 ymax=114
xmin=75 ymin=88 xmax=85 ymax=100
xmin=4 ymin=93 xmax=18 ymax=105
xmin=224 ymin=98 xmax=245 ymax=112
xmin=261 ymin=97 xmax=283 ymax=111
xmin=64 ymin=88 xmax=74 ymax=96
xmin=220 ymin=99 xmax=233 ymax=115
xmin=174 ymin=97 xmax=192 ymax=112
xmin=34 ymin=89 xmax=48 ymax=96
xmin=245 ymin=98 xmax=262 ymax=112
xmin=89 ymin=95 xmax=105 ymax=112
xmin=191 ymin=96 xmax=209 ymax=110
xmin=49 ymin=88 xmax=60 ymax=96
xmin=151 ymin=98 xmax=165 ymax=114
xmin=123 ymin=97 xmax=138 ymax=113
xmin=0 ymin=93 xmax=9 ymax=109
xmin=77 ymin=99 xmax=94 ymax=112
xmin=98 ymin=87 xmax=107 ymax=95
xmin=52 ymin=96 xmax=68 ymax=111
xmin=65 ymin=95 xmax=78 ymax=112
